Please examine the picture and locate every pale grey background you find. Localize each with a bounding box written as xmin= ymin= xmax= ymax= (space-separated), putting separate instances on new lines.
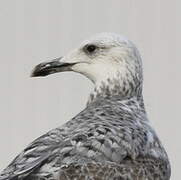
xmin=0 ymin=0 xmax=180 ymax=179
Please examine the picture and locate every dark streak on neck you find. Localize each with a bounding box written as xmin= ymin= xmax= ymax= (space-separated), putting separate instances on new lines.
xmin=87 ymin=77 xmax=144 ymax=109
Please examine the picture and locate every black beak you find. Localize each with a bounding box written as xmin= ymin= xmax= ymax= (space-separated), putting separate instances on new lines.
xmin=31 ymin=57 xmax=75 ymax=77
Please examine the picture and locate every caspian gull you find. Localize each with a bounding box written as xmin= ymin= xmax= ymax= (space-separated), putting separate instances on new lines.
xmin=0 ymin=33 xmax=171 ymax=180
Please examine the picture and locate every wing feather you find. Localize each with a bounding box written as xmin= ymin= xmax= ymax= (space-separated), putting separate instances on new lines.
xmin=0 ymin=128 xmax=65 ymax=180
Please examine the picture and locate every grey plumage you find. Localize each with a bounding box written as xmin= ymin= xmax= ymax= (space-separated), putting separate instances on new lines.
xmin=0 ymin=33 xmax=171 ymax=180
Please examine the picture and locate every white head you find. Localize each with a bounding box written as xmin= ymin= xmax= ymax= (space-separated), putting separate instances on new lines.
xmin=32 ymin=33 xmax=143 ymax=102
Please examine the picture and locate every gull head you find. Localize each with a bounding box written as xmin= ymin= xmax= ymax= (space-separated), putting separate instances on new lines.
xmin=31 ymin=33 xmax=143 ymax=100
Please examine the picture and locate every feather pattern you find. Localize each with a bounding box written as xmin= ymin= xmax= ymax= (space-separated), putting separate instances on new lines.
xmin=0 ymin=33 xmax=171 ymax=180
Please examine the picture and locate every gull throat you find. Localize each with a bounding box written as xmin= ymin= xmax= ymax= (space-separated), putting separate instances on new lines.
xmin=87 ymin=73 xmax=143 ymax=106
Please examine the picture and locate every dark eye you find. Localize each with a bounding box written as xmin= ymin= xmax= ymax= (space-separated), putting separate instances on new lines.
xmin=85 ymin=44 xmax=97 ymax=53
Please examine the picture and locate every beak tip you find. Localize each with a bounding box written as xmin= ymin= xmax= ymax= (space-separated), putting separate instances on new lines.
xmin=30 ymin=65 xmax=47 ymax=77
xmin=30 ymin=66 xmax=39 ymax=77
xmin=30 ymin=69 xmax=48 ymax=77
xmin=30 ymin=69 xmax=36 ymax=78
xmin=30 ymin=68 xmax=36 ymax=77
xmin=30 ymin=57 xmax=71 ymax=78
xmin=30 ymin=72 xmax=36 ymax=78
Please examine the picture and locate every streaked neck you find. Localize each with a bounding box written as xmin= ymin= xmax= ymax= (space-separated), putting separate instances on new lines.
xmin=87 ymin=77 xmax=144 ymax=108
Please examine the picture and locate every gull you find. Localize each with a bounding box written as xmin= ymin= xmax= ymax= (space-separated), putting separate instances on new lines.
xmin=0 ymin=33 xmax=171 ymax=180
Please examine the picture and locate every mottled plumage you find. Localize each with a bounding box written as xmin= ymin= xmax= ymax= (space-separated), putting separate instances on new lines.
xmin=0 ymin=33 xmax=171 ymax=180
